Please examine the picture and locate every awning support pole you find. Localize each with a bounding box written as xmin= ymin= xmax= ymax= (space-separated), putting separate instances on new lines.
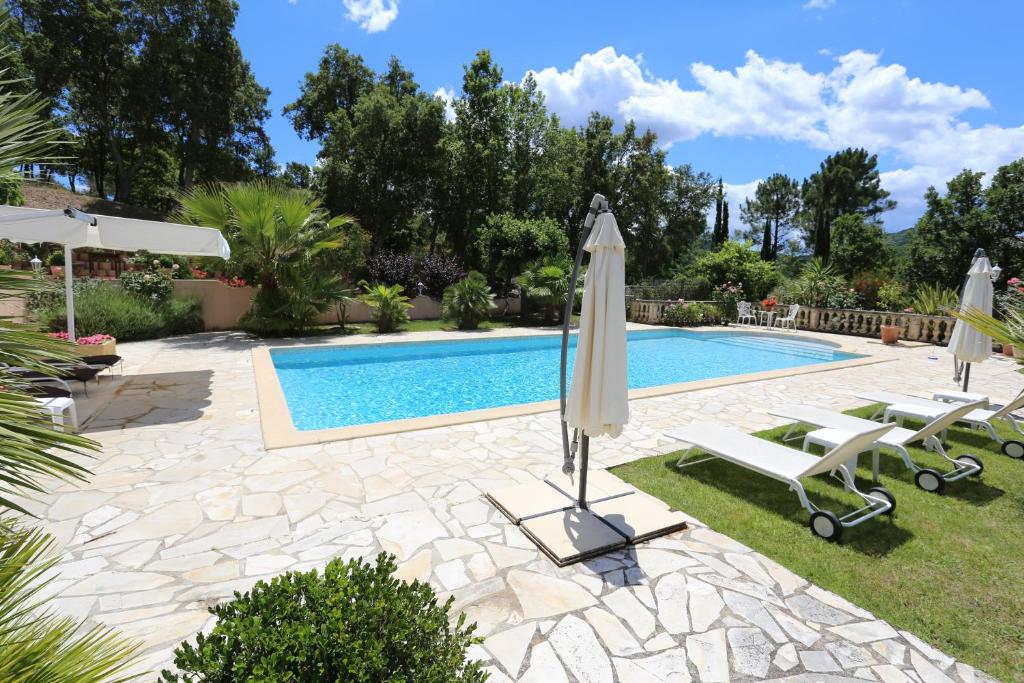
xmin=63 ymin=244 xmax=75 ymax=343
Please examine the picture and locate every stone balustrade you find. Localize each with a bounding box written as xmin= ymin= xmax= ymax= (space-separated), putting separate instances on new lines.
xmin=628 ymin=299 xmax=957 ymax=345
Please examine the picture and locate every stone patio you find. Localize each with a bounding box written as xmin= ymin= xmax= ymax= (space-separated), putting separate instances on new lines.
xmin=26 ymin=325 xmax=1018 ymax=681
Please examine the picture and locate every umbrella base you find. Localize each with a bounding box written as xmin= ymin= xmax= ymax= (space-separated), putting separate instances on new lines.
xmin=486 ymin=475 xmax=688 ymax=567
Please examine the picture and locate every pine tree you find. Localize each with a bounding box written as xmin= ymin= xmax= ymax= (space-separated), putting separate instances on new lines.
xmin=712 ymin=178 xmax=723 ymax=246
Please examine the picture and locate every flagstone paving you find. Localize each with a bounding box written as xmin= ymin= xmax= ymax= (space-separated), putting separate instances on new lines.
xmin=28 ymin=326 xmax=1019 ymax=681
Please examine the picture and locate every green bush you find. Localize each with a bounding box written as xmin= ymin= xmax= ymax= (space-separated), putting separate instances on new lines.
xmin=0 ymin=239 xmax=15 ymax=265
xmin=120 ymin=268 xmax=173 ymax=302
xmin=0 ymin=171 xmax=23 ymax=206
xmin=35 ymin=284 xmax=204 ymax=341
xmin=662 ymin=301 xmax=723 ymax=326
xmin=159 ymin=554 xmax=486 ymax=683
xmin=876 ymin=282 xmax=909 ymax=312
xmin=478 ymin=213 xmax=569 ymax=292
xmin=46 ymin=250 xmax=64 ymax=266
xmin=359 ymin=281 xmax=412 ymax=333
xmin=685 ymin=241 xmax=781 ymax=299
xmin=442 ymin=271 xmax=496 ymax=330
xmin=910 ymin=283 xmax=959 ymax=315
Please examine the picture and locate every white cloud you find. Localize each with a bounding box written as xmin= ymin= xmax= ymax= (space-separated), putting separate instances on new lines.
xmin=433 ymin=87 xmax=456 ymax=123
xmin=528 ymin=47 xmax=1024 ymax=229
xmin=803 ymin=0 xmax=835 ymax=9
xmin=343 ymin=0 xmax=398 ymax=33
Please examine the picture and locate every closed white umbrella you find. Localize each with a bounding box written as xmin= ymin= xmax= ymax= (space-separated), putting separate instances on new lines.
xmin=0 ymin=205 xmax=230 ymax=341
xmin=947 ymin=248 xmax=995 ymax=391
xmin=561 ymin=199 xmax=628 ymax=508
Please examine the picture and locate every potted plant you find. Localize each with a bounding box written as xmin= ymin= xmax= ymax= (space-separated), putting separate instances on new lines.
xmin=48 ymin=332 xmax=117 ymax=357
xmin=47 ymin=251 xmax=64 ymax=275
xmin=761 ymin=295 xmax=778 ymax=311
xmin=880 ymin=317 xmax=900 ymax=344
xmin=1003 ymin=343 xmax=1016 ymax=357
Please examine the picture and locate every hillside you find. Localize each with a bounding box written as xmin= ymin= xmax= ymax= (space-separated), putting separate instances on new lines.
xmin=19 ymin=181 xmax=165 ymax=221
xmin=885 ymin=226 xmax=915 ymax=250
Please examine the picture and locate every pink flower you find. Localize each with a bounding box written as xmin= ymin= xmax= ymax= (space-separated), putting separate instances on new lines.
xmin=1008 ymin=277 xmax=1021 ymax=285
xmin=77 ymin=334 xmax=113 ymax=345
xmin=903 ymin=307 xmax=914 ymax=313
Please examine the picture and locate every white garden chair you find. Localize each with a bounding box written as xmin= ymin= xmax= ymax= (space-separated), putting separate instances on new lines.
xmin=774 ymin=303 xmax=800 ymax=331
xmin=736 ymin=301 xmax=757 ymax=326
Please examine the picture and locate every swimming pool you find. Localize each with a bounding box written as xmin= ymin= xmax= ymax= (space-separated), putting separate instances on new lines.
xmin=269 ymin=330 xmax=861 ymax=432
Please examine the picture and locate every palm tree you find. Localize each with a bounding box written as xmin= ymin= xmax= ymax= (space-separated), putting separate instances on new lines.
xmin=441 ymin=272 xmax=496 ymax=330
xmin=514 ymin=259 xmax=582 ymax=323
xmin=0 ymin=13 xmax=142 ymax=677
xmin=176 ymin=181 xmax=361 ymax=334
xmin=358 ymin=282 xmax=412 ymax=333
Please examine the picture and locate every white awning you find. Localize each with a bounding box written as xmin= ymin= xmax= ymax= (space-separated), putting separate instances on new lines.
xmin=0 ymin=205 xmax=230 ymax=258
xmin=0 ymin=204 xmax=230 ymax=342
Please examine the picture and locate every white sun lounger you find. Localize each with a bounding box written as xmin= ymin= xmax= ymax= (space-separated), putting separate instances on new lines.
xmin=769 ymin=401 xmax=987 ymax=493
xmin=666 ymin=422 xmax=897 ymax=541
xmin=857 ymin=390 xmax=1024 ymax=460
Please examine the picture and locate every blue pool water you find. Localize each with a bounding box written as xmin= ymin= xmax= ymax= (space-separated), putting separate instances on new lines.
xmin=270 ymin=330 xmax=859 ymax=431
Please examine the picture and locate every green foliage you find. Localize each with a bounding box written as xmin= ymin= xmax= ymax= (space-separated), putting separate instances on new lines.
xmin=35 ymin=284 xmax=201 ymax=341
xmin=801 ymin=148 xmax=896 ymax=259
xmin=0 ymin=521 xmax=141 ymax=682
xmin=119 ymin=268 xmax=173 ymax=302
xmin=876 ymin=282 xmax=909 ymax=312
xmin=685 ymin=241 xmax=781 ymax=299
xmin=906 ymin=163 xmax=1024 ymax=290
xmin=739 ymin=173 xmax=801 ymax=261
xmin=478 ymin=213 xmax=568 ymax=291
xmin=661 ymin=301 xmax=722 ymax=327
xmin=0 ymin=239 xmax=15 ymax=265
xmin=642 ymin=277 xmax=711 ymax=301
xmin=775 ymin=258 xmax=862 ymax=309
xmin=359 ymin=281 xmax=412 ymax=333
xmin=828 ymin=213 xmax=891 ymax=278
xmin=177 ymin=180 xmax=364 ymax=336
xmin=0 ymin=171 xmax=23 ymax=205
xmin=441 ymin=271 xmax=496 ymax=330
xmin=909 ymin=282 xmax=959 ymax=315
xmin=47 ymin=250 xmax=64 ymax=266
xmin=10 ymin=0 xmax=272 ymax=205
xmin=514 ymin=258 xmax=581 ymax=323
xmin=160 ymin=553 xmax=485 ymax=683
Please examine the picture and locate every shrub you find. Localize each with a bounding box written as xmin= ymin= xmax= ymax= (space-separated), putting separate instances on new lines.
xmin=442 ymin=272 xmax=496 ymax=330
xmin=120 ymin=268 xmax=173 ymax=302
xmin=711 ymin=282 xmax=742 ymax=320
xmin=46 ymin=250 xmax=64 ymax=266
xmin=514 ymin=258 xmax=582 ymax=323
xmin=876 ymin=282 xmax=908 ymax=312
xmin=419 ymin=253 xmax=464 ymax=298
xmin=910 ymin=283 xmax=959 ymax=315
xmin=35 ymin=284 xmax=204 ymax=341
xmin=686 ymin=241 xmax=781 ymax=299
xmin=359 ymin=281 xmax=412 ymax=333
xmin=661 ymin=301 xmax=723 ymax=327
xmin=366 ymin=251 xmax=418 ymax=293
xmin=159 ymin=554 xmax=486 ymax=683
xmin=478 ymin=213 xmax=569 ymax=292
xmin=0 ymin=239 xmax=14 ymax=265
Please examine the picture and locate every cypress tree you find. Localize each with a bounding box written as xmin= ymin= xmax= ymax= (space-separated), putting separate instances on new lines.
xmin=721 ymin=200 xmax=730 ymax=242
xmin=712 ymin=178 xmax=723 ymax=246
xmin=760 ymin=219 xmax=772 ymax=260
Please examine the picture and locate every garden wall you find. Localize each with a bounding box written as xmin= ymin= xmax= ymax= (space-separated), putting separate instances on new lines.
xmin=629 ymin=299 xmax=957 ymax=345
xmin=171 ymin=280 xmax=521 ymax=331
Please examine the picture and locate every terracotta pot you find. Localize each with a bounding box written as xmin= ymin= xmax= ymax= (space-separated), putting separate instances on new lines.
xmin=49 ymin=265 xmax=64 ymax=276
xmin=880 ymin=324 xmax=900 ymax=345
xmin=1015 ymin=346 xmax=1024 ymax=360
xmin=1003 ymin=344 xmax=1016 ymax=357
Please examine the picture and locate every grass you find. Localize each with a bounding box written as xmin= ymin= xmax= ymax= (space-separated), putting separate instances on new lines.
xmin=613 ymin=405 xmax=1024 ymax=682
xmin=308 ymin=313 xmax=576 ymax=336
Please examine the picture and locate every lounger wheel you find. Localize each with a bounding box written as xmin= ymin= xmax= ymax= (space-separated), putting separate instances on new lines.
xmin=956 ymin=454 xmax=983 ymax=476
xmin=867 ymin=486 xmax=896 ymax=516
xmin=914 ymin=468 xmax=945 ymax=493
xmin=809 ymin=510 xmax=843 ymax=542
xmin=1001 ymin=440 xmax=1024 ymax=459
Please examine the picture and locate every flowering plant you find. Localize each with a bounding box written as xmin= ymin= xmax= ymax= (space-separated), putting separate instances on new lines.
xmin=191 ymin=268 xmax=208 ymax=279
xmin=218 ymin=275 xmax=248 ymax=288
xmin=761 ymin=295 xmax=778 ymax=308
xmin=48 ymin=332 xmax=113 ymax=345
xmin=121 ymin=268 xmax=173 ymax=302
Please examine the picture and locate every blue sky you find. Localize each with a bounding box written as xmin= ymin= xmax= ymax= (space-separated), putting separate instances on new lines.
xmin=235 ymin=0 xmax=1024 ymax=232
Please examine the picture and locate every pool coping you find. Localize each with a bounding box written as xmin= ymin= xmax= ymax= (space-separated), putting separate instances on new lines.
xmin=251 ymin=326 xmax=889 ymax=449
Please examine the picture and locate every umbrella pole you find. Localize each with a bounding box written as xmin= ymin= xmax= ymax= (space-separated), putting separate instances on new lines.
xmin=963 ymin=362 xmax=971 ymax=392
xmin=578 ymin=434 xmax=590 ymax=509
xmin=63 ymin=244 xmax=75 ymax=343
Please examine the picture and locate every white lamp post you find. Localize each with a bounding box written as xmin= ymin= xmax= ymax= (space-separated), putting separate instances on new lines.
xmin=30 ymin=256 xmax=42 ymax=272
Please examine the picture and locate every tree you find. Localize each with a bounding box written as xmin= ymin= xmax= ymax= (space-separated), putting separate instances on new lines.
xmin=983 ymin=158 xmax=1024 ymax=276
xmin=740 ymin=173 xmax=801 ymax=261
xmin=711 ymin=178 xmax=725 ymax=246
xmin=477 ymin=213 xmax=568 ymax=293
xmin=685 ymin=241 xmax=781 ymax=299
xmin=283 ymin=44 xmax=374 ymax=141
xmin=176 ymin=181 xmax=365 ymax=335
xmin=721 ymin=200 xmax=729 ymax=242
xmin=829 ymin=213 xmax=890 ymax=278
xmin=801 ymin=148 xmax=895 ymax=260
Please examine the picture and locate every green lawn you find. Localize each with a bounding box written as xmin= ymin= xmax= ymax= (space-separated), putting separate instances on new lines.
xmin=613 ymin=405 xmax=1024 ymax=682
